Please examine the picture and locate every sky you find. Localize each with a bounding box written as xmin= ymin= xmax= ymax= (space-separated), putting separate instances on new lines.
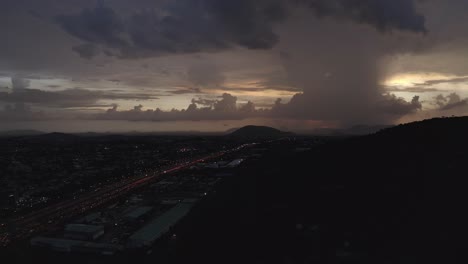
xmin=2 ymin=0 xmax=468 ymax=132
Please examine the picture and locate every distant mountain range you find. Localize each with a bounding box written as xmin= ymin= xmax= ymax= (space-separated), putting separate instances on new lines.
xmin=0 ymin=124 xmax=397 ymax=138
xmin=0 ymin=130 xmax=44 ymax=137
xmin=0 ymin=130 xmax=221 ymax=138
xmin=228 ymin=125 xmax=290 ymax=138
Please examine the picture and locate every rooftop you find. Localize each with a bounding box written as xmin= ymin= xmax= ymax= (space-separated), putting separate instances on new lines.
xmin=127 ymin=201 xmax=195 ymax=248
xmin=125 ymin=206 xmax=153 ymax=220
xmin=65 ymin=224 xmax=104 ymax=234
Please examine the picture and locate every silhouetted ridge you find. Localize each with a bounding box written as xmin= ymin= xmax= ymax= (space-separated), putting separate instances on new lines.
xmin=171 ymin=116 xmax=468 ymax=264
xmin=25 ymin=132 xmax=80 ymax=142
xmin=229 ymin=125 xmax=287 ymax=137
xmin=0 ymin=130 xmax=44 ymax=137
xmin=376 ymin=116 xmax=468 ymax=136
xmin=361 ymin=116 xmax=468 ymax=149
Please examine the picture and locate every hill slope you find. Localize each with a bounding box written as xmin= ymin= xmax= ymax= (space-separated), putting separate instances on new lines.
xmin=171 ymin=117 xmax=468 ymax=264
xmin=229 ymin=125 xmax=287 ymax=137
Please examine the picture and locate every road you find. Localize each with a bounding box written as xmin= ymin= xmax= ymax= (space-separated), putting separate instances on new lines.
xmin=0 ymin=145 xmax=251 ymax=247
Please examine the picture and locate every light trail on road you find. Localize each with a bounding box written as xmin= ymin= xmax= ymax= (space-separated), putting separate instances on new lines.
xmin=0 ymin=143 xmax=256 ymax=247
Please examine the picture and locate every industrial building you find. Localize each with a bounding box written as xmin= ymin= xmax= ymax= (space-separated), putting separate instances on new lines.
xmin=126 ymin=199 xmax=197 ymax=248
xmin=74 ymin=212 xmax=101 ymax=224
xmin=124 ymin=206 xmax=153 ymax=221
xmin=226 ymin=159 xmax=244 ymax=168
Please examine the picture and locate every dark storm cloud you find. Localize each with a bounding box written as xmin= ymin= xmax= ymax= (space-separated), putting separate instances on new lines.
xmin=56 ymin=4 xmax=128 ymax=50
xmin=270 ymin=93 xmax=422 ymax=121
xmin=0 ymin=0 xmax=435 ymax=126
xmin=196 ymin=0 xmax=287 ymax=49
xmin=56 ymin=0 xmax=425 ymax=58
xmin=0 ymin=78 xmax=160 ymax=108
xmin=266 ymin=0 xmax=432 ymax=125
xmin=11 ymin=77 xmax=31 ymax=90
xmin=0 ymin=103 xmax=46 ymax=121
xmin=57 ymin=1 xmax=288 ymax=58
xmin=72 ymin=43 xmax=99 ymax=59
xmin=299 ymin=0 xmax=426 ymax=33
xmin=51 ymin=0 xmax=429 ymax=125
xmin=168 ymin=87 xmax=202 ymax=95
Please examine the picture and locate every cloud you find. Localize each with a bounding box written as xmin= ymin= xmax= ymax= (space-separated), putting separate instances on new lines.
xmin=0 ymin=79 xmax=160 ymax=108
xmin=56 ymin=4 xmax=128 ymax=53
xmin=11 ymin=77 xmax=31 ymax=90
xmin=414 ymin=76 xmax=468 ymax=87
xmin=191 ymin=98 xmax=217 ymax=107
xmin=268 ymin=1 xmax=430 ymax=125
xmin=57 ymin=1 xmax=287 ymax=58
xmin=56 ymin=0 xmax=426 ymax=58
xmin=400 ymin=92 xmax=468 ymax=123
xmin=385 ymin=86 xmax=440 ymax=93
xmin=72 ymin=43 xmax=99 ymax=59
xmin=239 ymin=100 xmax=256 ymax=113
xmin=434 ymin=93 xmax=468 ymax=111
xmin=442 ymin=100 xmax=467 ymax=111
xmin=270 ymin=92 xmax=422 ymax=123
xmin=0 ymin=0 xmax=438 ymax=127
xmin=187 ymin=61 xmax=226 ymax=88
xmin=0 ymin=103 xmax=46 ymax=121
xmin=221 ymin=85 xmax=301 ymax=93
xmin=300 ymin=0 xmax=426 ymax=33
xmin=92 ymin=90 xmax=424 ymax=123
xmin=169 ymin=87 xmax=202 ymax=95
xmin=93 ymin=92 xmax=268 ymax=121
xmin=92 ymin=90 xmax=420 ymax=124
xmin=213 ymin=93 xmax=238 ymax=112
xmin=377 ymin=94 xmax=422 ymax=115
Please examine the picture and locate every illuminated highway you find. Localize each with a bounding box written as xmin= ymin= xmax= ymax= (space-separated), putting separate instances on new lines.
xmin=0 ymin=143 xmax=255 ymax=247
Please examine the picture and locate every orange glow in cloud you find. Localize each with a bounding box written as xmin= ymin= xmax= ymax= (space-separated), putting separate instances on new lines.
xmin=384 ymin=72 xmax=467 ymax=88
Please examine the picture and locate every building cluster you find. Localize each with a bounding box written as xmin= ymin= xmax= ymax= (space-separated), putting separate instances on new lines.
xmin=28 ymin=154 xmax=250 ymax=255
xmin=0 ymin=135 xmax=243 ymax=219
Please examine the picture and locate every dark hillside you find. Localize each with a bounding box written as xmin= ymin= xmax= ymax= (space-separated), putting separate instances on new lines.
xmin=171 ymin=117 xmax=468 ymax=263
xmin=229 ymin=125 xmax=288 ymax=138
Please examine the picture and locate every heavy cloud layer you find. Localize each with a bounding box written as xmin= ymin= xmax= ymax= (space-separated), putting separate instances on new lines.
xmin=0 ymin=77 xmax=159 ymax=108
xmin=6 ymin=0 xmax=468 ymax=128
xmin=56 ymin=0 xmax=426 ymax=59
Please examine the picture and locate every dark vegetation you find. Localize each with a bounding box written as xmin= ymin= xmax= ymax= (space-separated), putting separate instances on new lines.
xmin=170 ymin=117 xmax=468 ymax=263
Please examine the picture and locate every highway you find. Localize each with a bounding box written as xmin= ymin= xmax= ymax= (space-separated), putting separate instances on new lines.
xmin=0 ymin=145 xmax=252 ymax=247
